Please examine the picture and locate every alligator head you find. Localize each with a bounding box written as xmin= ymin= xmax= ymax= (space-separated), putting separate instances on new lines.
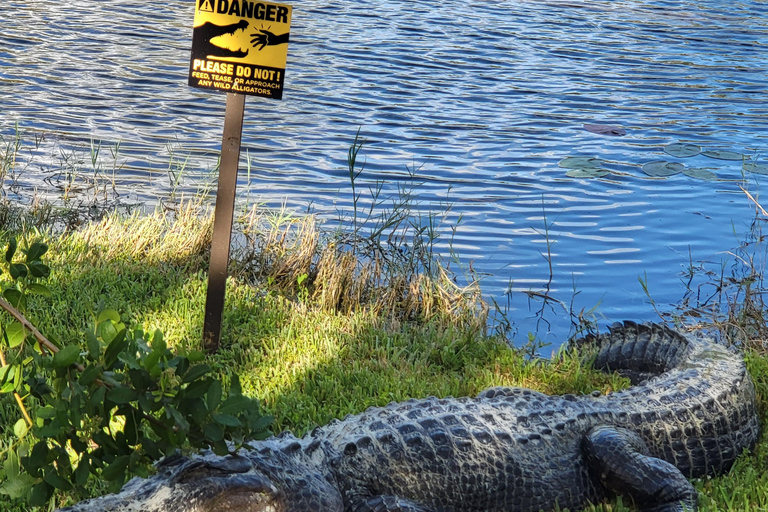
xmin=192 ymin=20 xmax=250 ymax=59
xmin=58 ymin=438 xmax=344 ymax=512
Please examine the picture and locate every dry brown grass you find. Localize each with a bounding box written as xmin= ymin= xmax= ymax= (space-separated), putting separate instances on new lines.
xmin=64 ymin=200 xmax=213 ymax=267
xmin=235 ymin=204 xmax=488 ymax=332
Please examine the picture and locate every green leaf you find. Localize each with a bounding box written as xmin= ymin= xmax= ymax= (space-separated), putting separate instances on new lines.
xmin=97 ymin=309 xmax=121 ymax=324
xmin=75 ymin=456 xmax=90 ymax=486
xmin=203 ymin=422 xmax=224 ymax=442
xmin=26 ymin=283 xmax=52 ymax=296
xmin=128 ymin=368 xmax=152 ymax=392
xmin=3 ymin=288 xmax=23 ymax=308
xmin=104 ymin=330 xmax=129 ymax=368
xmin=182 ymin=364 xmax=211 ymax=384
xmin=229 ymin=374 xmax=242 ymax=397
xmin=0 ymin=473 xmax=38 ymax=499
xmin=88 ymin=385 xmax=107 ymax=410
xmin=565 ymin=168 xmax=609 ymax=178
xmin=85 ymin=329 xmax=101 ymax=360
xmin=206 ymin=380 xmax=222 ymax=412
xmin=184 ymin=377 xmax=213 ymax=399
xmin=0 ymin=379 xmax=16 ymax=394
xmin=213 ymin=413 xmax=241 ymax=427
xmin=187 ymin=350 xmax=205 ymax=362
xmin=26 ymin=443 xmax=49 ymax=470
xmin=107 ymin=387 xmax=138 ymax=404
xmin=682 ymin=168 xmax=717 ymax=181
xmin=558 ymin=156 xmax=604 ymax=170
xmin=5 ymin=237 xmax=17 ymax=264
xmin=9 ymin=263 xmax=28 ymax=280
xmin=151 ymin=330 xmax=167 ymax=354
xmin=663 ymin=143 xmax=701 ymax=158
xmin=27 ymin=261 xmax=50 ymax=279
xmin=211 ymin=440 xmax=229 ymax=456
xmin=36 ymin=406 xmax=56 ymax=420
xmin=5 ymin=321 xmax=26 ymax=348
xmin=0 ymin=364 xmax=10 ymax=384
xmin=702 ymin=149 xmax=743 ymax=161
xmin=248 ymin=415 xmax=274 ymax=433
xmin=124 ymin=409 xmax=139 ymax=446
xmin=13 ymin=419 xmax=28 ymax=439
xmin=99 ymin=320 xmax=119 ymax=345
xmin=35 ymin=420 xmax=67 ymax=438
xmin=3 ymin=448 xmax=20 ymax=478
xmin=143 ymin=350 xmax=162 ymax=373
xmin=219 ymin=395 xmax=252 ymax=415
xmin=167 ymin=406 xmax=190 ymax=432
xmin=641 ymin=161 xmax=684 ymax=177
xmin=30 ymin=480 xmax=52 ymax=506
xmin=25 ymin=242 xmax=48 ymax=262
xmin=744 ymin=162 xmax=768 ymax=175
xmin=44 ymin=468 xmax=72 ymax=491
xmin=53 ymin=344 xmax=81 ymax=368
xmin=79 ymin=364 xmax=102 ymax=386
xmin=101 ymin=455 xmax=129 ymax=482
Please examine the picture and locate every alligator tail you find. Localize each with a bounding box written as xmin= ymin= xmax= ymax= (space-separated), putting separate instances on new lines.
xmin=572 ymin=321 xmax=690 ymax=384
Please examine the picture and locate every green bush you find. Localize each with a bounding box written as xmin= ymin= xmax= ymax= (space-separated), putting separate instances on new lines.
xmin=0 ymin=238 xmax=272 ymax=507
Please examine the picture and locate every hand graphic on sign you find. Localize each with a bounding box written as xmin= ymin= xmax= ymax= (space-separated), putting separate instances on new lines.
xmin=250 ymin=29 xmax=290 ymax=51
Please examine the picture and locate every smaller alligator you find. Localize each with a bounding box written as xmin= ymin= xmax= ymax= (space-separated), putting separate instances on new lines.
xmin=57 ymin=321 xmax=759 ymax=512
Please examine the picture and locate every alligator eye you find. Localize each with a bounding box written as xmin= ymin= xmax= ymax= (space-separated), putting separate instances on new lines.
xmin=174 ymin=456 xmax=252 ymax=484
xmin=175 ymin=461 xmax=234 ymax=484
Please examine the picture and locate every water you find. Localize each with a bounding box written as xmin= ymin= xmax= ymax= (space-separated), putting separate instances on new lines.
xmin=2 ymin=0 xmax=767 ymax=348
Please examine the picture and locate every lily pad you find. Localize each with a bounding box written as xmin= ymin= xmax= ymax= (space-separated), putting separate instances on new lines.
xmin=558 ymin=156 xmax=604 ymax=170
xmin=664 ymin=143 xmax=701 ymax=158
xmin=584 ymin=124 xmax=626 ymax=136
xmin=702 ymin=149 xmax=743 ymax=161
xmin=565 ymin=168 xmax=610 ymax=178
xmin=682 ymin=168 xmax=717 ymax=181
xmin=641 ymin=161 xmax=684 ymax=177
xmin=744 ymin=163 xmax=768 ymax=175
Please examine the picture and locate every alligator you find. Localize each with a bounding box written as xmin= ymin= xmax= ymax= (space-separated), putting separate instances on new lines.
xmin=57 ymin=321 xmax=759 ymax=512
xmin=191 ymin=20 xmax=250 ymax=59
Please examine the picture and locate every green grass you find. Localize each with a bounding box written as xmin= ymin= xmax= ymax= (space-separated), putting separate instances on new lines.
xmin=0 ymin=201 xmax=766 ymax=511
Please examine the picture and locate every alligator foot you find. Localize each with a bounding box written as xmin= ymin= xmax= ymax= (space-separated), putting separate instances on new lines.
xmin=583 ymin=425 xmax=697 ymax=512
xmin=350 ymin=495 xmax=434 ymax=512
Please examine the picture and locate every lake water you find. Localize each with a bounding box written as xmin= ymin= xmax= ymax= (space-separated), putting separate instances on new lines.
xmin=1 ymin=0 xmax=767 ymax=349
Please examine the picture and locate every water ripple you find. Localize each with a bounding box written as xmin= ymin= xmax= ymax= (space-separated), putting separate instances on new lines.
xmin=2 ymin=0 xmax=767 ymax=345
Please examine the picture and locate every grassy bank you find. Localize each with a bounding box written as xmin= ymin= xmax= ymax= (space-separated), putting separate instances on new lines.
xmin=0 ymin=200 xmax=765 ymax=511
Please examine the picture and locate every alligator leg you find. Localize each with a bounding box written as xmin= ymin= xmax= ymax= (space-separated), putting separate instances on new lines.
xmin=349 ymin=495 xmax=434 ymax=512
xmin=583 ymin=425 xmax=697 ymax=512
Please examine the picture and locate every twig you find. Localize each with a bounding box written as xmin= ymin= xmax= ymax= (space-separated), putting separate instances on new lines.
xmin=0 ymin=347 xmax=33 ymax=426
xmin=740 ymin=185 xmax=768 ymax=217
xmin=0 ymin=296 xmax=87 ymax=368
xmin=0 ymin=296 xmax=177 ymax=437
xmin=0 ymin=296 xmax=71 ymax=426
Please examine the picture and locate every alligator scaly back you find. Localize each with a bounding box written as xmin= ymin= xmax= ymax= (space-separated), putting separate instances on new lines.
xmin=56 ymin=321 xmax=759 ymax=512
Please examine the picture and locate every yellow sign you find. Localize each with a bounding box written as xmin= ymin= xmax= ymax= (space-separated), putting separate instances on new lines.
xmin=188 ymin=0 xmax=291 ymax=99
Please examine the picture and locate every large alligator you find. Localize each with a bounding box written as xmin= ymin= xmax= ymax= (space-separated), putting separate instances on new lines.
xmin=58 ymin=321 xmax=759 ymax=512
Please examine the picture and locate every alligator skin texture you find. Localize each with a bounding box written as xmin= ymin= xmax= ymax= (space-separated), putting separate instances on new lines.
xmin=57 ymin=321 xmax=759 ymax=512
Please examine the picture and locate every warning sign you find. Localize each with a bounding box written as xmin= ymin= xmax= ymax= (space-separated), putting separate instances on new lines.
xmin=188 ymin=0 xmax=292 ymax=99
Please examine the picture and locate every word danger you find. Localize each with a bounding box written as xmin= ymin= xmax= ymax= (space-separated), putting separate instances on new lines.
xmin=209 ymin=1 xmax=289 ymax=22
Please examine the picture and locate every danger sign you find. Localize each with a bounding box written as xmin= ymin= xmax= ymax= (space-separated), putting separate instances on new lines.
xmin=189 ymin=0 xmax=292 ymax=99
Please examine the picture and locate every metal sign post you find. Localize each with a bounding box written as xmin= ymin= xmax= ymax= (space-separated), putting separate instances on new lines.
xmin=188 ymin=0 xmax=292 ymax=351
xmin=203 ymin=93 xmax=245 ymax=351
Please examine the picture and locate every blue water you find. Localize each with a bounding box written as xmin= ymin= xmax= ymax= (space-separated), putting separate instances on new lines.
xmin=1 ymin=0 xmax=767 ymax=347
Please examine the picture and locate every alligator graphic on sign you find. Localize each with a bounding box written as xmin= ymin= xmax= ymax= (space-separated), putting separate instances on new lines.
xmin=188 ymin=0 xmax=292 ymax=99
xmin=192 ymin=20 xmax=251 ymax=59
